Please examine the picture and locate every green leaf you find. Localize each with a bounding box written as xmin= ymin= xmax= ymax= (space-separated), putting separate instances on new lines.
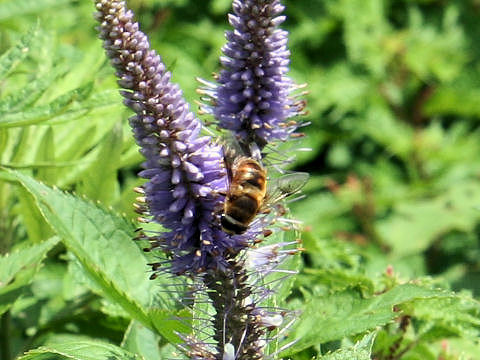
xmin=276 ymin=233 xmax=303 ymax=304
xmin=0 ymin=66 xmax=67 ymax=113
xmin=303 ymin=268 xmax=375 ymax=298
xmin=377 ymin=179 xmax=480 ymax=256
xmin=16 ymin=186 xmax=53 ymax=243
xmin=424 ymin=72 xmax=480 ymax=118
xmin=361 ymin=102 xmax=414 ymax=159
xmin=35 ymin=127 xmax=57 ymax=184
xmin=4 ymin=169 xmax=187 ymax=343
xmin=447 ymin=337 xmax=480 ymax=360
xmin=55 ymin=125 xmax=97 ymax=164
xmin=0 ymin=237 xmax=59 ymax=315
xmin=150 ymin=308 xmax=192 ymax=345
xmin=78 ymin=123 xmax=122 ymax=205
xmin=49 ymin=90 xmax=122 ymax=121
xmin=0 ymin=83 xmax=93 ymax=128
xmin=404 ymin=6 xmax=465 ymax=82
xmin=0 ymin=128 xmax=8 ymax=157
xmin=340 ymin=0 xmax=390 ymax=76
xmin=122 ymin=321 xmax=162 ymax=360
xmin=0 ymin=25 xmax=39 ymax=80
xmin=18 ymin=337 xmax=141 ymax=360
xmin=282 ymin=284 xmax=453 ymax=356
xmin=318 ymin=332 xmax=376 ymax=360
xmin=0 ymin=0 xmax=73 ymax=21
xmin=405 ymin=293 xmax=480 ymax=339
xmin=9 ymin=127 xmax=32 ymax=164
xmin=47 ymin=43 xmax=106 ymax=98
xmin=254 ymin=226 xmax=303 ymax=306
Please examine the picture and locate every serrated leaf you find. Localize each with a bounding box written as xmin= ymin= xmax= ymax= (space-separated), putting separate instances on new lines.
xmin=0 ymin=25 xmax=38 ymax=79
xmin=0 ymin=0 xmax=72 ymax=21
xmin=18 ymin=338 xmax=141 ymax=360
xmin=303 ymin=268 xmax=375 ymax=298
xmin=42 ymin=91 xmax=122 ymax=127
xmin=55 ymin=90 xmax=121 ymax=114
xmin=0 ymin=237 xmax=58 ymax=315
xmin=48 ymin=43 xmax=106 ymax=98
xmin=0 ymin=83 xmax=93 ymax=128
xmin=281 ymin=284 xmax=453 ymax=356
xmin=276 ymin=245 xmax=302 ymax=304
xmin=0 ymin=66 xmax=67 ymax=113
xmin=318 ymin=332 xmax=376 ymax=360
xmin=405 ymin=294 xmax=480 ymax=339
xmin=4 ymin=169 xmax=187 ymax=343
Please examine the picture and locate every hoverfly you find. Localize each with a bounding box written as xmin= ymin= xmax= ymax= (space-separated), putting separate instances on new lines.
xmin=220 ymin=144 xmax=308 ymax=235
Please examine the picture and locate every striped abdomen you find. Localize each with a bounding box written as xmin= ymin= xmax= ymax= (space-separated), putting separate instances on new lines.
xmin=221 ymin=158 xmax=267 ymax=235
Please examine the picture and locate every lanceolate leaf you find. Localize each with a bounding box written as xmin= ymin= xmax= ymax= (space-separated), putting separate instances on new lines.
xmin=0 ymin=83 xmax=92 ymax=128
xmin=0 ymin=237 xmax=59 ymax=315
xmin=4 ymin=169 xmax=188 ymax=343
xmin=18 ymin=337 xmax=141 ymax=360
xmin=0 ymin=66 xmax=67 ymax=113
xmin=281 ymin=284 xmax=454 ymax=356
xmin=0 ymin=25 xmax=39 ymax=80
xmin=44 ymin=90 xmax=122 ymax=127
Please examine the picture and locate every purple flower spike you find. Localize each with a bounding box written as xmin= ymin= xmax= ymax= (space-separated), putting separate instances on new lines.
xmin=94 ymin=0 xmax=251 ymax=275
xmin=200 ymin=0 xmax=306 ymax=153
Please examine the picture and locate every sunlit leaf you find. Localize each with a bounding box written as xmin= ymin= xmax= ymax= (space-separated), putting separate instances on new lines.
xmin=0 ymin=237 xmax=59 ymax=315
xmin=0 ymin=0 xmax=73 ymax=21
xmin=282 ymin=284 xmax=453 ymax=356
xmin=0 ymin=25 xmax=39 ymax=79
xmin=317 ymin=332 xmax=376 ymax=360
xmin=18 ymin=337 xmax=141 ymax=360
xmin=4 ymin=169 xmax=188 ymax=344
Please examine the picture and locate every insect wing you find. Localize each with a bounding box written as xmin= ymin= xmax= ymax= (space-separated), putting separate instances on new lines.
xmin=277 ymin=172 xmax=309 ymax=194
xmin=221 ymin=144 xmax=237 ymax=185
xmin=267 ymin=172 xmax=309 ymax=203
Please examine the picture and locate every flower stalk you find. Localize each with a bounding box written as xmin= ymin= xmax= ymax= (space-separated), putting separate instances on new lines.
xmin=204 ymin=259 xmax=265 ymax=359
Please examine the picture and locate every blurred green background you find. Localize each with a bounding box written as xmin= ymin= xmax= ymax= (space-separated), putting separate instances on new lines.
xmin=2 ymin=0 xmax=480 ymax=359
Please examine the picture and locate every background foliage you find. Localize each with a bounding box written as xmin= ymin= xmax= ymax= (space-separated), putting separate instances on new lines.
xmin=1 ymin=0 xmax=480 ymax=359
